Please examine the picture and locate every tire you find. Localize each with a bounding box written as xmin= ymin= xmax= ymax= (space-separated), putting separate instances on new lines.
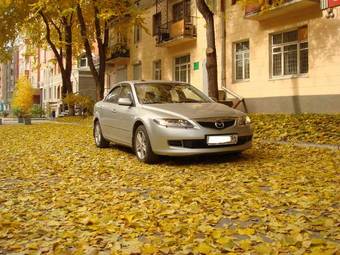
xmin=94 ymin=121 xmax=110 ymax=148
xmin=134 ymin=125 xmax=158 ymax=164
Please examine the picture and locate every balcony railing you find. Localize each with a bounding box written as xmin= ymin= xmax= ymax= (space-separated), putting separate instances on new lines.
xmin=156 ymin=16 xmax=197 ymax=47
xmin=245 ymin=0 xmax=319 ymax=20
xmin=106 ymin=43 xmax=130 ymax=64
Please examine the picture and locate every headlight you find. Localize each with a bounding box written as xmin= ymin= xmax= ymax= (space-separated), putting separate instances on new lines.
xmin=153 ymin=118 xmax=194 ymax=129
xmin=238 ymin=116 xmax=251 ymax=126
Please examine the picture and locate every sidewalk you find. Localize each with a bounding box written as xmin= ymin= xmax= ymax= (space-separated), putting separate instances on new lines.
xmin=0 ymin=117 xmax=50 ymax=125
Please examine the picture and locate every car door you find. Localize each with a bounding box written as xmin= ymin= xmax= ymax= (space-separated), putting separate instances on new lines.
xmin=100 ymin=86 xmax=121 ymax=140
xmin=113 ymin=84 xmax=136 ymax=146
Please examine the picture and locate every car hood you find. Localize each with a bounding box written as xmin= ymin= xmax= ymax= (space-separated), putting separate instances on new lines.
xmin=142 ymin=103 xmax=244 ymax=120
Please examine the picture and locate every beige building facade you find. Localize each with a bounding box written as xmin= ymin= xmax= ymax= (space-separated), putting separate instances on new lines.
xmin=105 ymin=0 xmax=340 ymax=113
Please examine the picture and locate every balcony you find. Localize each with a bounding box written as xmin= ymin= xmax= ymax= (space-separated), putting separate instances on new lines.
xmin=245 ymin=0 xmax=319 ymax=21
xmin=106 ymin=43 xmax=130 ymax=65
xmin=156 ymin=17 xmax=197 ymax=47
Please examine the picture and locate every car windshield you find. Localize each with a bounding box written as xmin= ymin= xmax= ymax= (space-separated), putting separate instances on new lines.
xmin=135 ymin=83 xmax=211 ymax=104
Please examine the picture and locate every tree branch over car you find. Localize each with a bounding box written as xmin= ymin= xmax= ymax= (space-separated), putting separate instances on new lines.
xmin=75 ymin=0 xmax=141 ymax=101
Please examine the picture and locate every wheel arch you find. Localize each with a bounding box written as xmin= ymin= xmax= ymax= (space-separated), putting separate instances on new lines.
xmin=93 ymin=117 xmax=99 ymax=136
xmin=132 ymin=119 xmax=148 ymax=148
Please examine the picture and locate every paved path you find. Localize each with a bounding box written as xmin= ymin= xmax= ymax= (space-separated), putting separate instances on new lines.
xmin=0 ymin=119 xmax=51 ymax=125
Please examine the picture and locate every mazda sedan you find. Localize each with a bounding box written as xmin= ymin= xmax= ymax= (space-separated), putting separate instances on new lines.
xmin=93 ymin=81 xmax=253 ymax=163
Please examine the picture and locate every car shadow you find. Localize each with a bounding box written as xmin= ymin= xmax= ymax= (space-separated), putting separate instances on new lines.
xmin=108 ymin=142 xmax=272 ymax=166
xmin=160 ymin=152 xmax=253 ymax=166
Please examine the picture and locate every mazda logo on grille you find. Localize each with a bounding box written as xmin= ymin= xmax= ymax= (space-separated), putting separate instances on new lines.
xmin=215 ymin=121 xmax=225 ymax=129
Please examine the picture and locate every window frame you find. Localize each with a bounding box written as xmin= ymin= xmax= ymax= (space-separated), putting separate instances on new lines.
xmin=173 ymin=55 xmax=191 ymax=83
xmin=233 ymin=40 xmax=250 ymax=83
xmin=152 ymin=12 xmax=162 ymax=36
xmin=270 ymin=27 xmax=309 ymax=79
xmin=153 ymin=60 xmax=162 ymax=80
xmin=134 ymin=25 xmax=141 ymax=44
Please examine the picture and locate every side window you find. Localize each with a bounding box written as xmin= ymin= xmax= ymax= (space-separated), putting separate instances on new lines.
xmin=105 ymin=86 xmax=121 ymax=104
xmin=120 ymin=85 xmax=133 ymax=99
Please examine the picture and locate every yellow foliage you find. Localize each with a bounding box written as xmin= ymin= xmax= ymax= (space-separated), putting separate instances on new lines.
xmin=11 ymin=76 xmax=33 ymax=116
xmin=0 ymin=119 xmax=339 ymax=254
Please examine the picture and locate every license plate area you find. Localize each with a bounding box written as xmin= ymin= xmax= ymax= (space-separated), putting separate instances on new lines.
xmin=207 ymin=135 xmax=238 ymax=146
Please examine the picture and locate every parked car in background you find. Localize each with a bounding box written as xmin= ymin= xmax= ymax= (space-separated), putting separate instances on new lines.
xmin=93 ymin=81 xmax=253 ymax=163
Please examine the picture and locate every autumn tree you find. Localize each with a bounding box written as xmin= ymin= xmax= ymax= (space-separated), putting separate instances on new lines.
xmin=30 ymin=0 xmax=81 ymax=97
xmin=0 ymin=0 xmax=32 ymax=61
xmin=12 ymin=76 xmax=34 ymax=117
xmin=196 ymin=0 xmax=219 ymax=100
xmin=76 ymin=0 xmax=141 ymax=101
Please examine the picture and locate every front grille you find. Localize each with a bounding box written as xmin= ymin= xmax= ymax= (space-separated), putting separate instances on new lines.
xmin=168 ymin=135 xmax=252 ymax=149
xmin=197 ymin=119 xmax=236 ymax=130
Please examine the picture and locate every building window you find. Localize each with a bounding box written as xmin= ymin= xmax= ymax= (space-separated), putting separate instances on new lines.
xmin=79 ymin=56 xmax=88 ymax=68
xmin=271 ymin=26 xmax=308 ymax=77
xmin=153 ymin=12 xmax=162 ymax=36
xmin=173 ymin=0 xmax=191 ymax=22
xmin=134 ymin=25 xmax=141 ymax=44
xmin=174 ymin=55 xmax=190 ymax=83
xmin=153 ymin=60 xmax=162 ymax=80
xmin=234 ymin=40 xmax=250 ymax=81
xmin=173 ymin=2 xmax=184 ymax=22
xmin=133 ymin=63 xmax=142 ymax=80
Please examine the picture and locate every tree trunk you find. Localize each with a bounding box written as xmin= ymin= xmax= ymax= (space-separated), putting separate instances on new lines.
xmin=76 ymin=3 xmax=106 ymax=101
xmin=195 ymin=0 xmax=219 ymax=100
xmin=40 ymin=11 xmax=73 ymax=105
xmin=63 ymin=16 xmax=73 ymax=96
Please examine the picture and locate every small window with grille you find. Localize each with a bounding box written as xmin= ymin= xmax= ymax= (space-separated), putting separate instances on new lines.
xmin=233 ymin=40 xmax=250 ymax=82
xmin=271 ymin=26 xmax=308 ymax=78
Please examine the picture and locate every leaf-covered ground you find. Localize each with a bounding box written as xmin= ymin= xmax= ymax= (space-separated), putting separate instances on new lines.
xmin=250 ymin=114 xmax=340 ymax=145
xmin=0 ymin=123 xmax=339 ymax=254
xmin=57 ymin=114 xmax=340 ymax=145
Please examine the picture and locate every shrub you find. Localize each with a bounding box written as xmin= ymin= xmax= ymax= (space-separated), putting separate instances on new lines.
xmin=31 ymin=105 xmax=45 ymax=117
xmin=12 ymin=76 xmax=34 ymax=118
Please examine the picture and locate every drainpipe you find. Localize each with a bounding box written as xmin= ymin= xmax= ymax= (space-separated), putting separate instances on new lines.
xmin=220 ymin=0 xmax=226 ymax=91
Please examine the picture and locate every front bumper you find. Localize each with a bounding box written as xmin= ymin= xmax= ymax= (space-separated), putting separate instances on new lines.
xmin=148 ymin=122 xmax=253 ymax=156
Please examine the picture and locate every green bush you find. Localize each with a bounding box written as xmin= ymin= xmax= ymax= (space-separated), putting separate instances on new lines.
xmin=31 ymin=105 xmax=45 ymax=117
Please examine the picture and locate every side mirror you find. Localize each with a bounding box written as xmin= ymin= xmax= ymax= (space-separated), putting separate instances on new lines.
xmin=118 ymin=97 xmax=133 ymax=106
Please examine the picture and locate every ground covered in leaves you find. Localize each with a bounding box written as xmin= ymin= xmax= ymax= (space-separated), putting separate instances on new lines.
xmin=0 ymin=122 xmax=339 ymax=254
xmin=250 ymin=114 xmax=340 ymax=145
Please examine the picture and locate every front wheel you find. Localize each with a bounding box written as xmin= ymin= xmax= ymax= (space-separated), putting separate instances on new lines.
xmin=134 ymin=125 xmax=158 ymax=164
xmin=94 ymin=121 xmax=110 ymax=148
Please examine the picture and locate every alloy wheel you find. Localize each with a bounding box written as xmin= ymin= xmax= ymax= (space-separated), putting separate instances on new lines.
xmin=94 ymin=123 xmax=101 ymax=146
xmin=135 ymin=130 xmax=147 ymax=160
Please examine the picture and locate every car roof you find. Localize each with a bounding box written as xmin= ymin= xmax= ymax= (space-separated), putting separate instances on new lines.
xmin=118 ymin=80 xmax=188 ymax=85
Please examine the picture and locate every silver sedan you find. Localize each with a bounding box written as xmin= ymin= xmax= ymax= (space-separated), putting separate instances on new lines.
xmin=93 ymin=81 xmax=253 ymax=163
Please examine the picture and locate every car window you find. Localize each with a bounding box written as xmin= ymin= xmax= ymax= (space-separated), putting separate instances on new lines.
xmin=120 ymin=85 xmax=133 ymax=99
xmin=135 ymin=83 xmax=211 ymax=104
xmin=105 ymin=86 xmax=121 ymax=104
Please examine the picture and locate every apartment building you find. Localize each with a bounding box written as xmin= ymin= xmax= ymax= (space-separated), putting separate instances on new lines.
xmin=40 ymin=50 xmax=97 ymax=117
xmin=104 ymin=0 xmax=340 ymax=113
xmin=0 ymin=50 xmax=19 ymax=111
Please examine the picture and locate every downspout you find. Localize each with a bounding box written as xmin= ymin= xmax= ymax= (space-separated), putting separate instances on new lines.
xmin=220 ymin=0 xmax=226 ymax=91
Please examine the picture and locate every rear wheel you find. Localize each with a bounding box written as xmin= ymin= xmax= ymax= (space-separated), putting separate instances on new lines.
xmin=134 ymin=125 xmax=158 ymax=164
xmin=94 ymin=121 xmax=110 ymax=148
